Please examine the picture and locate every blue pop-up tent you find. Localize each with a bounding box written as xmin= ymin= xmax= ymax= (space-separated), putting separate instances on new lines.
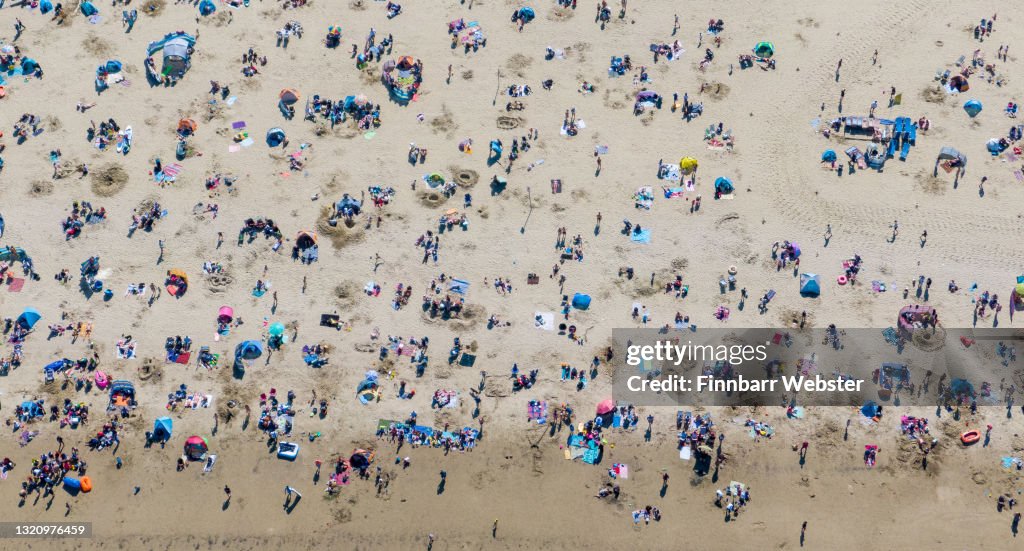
xmin=571 ymin=293 xmax=592 ymax=310
xmin=799 ymin=273 xmax=821 ymax=297
xmin=964 ymin=99 xmax=983 ymax=117
xmin=714 ymin=177 xmax=734 ymax=194
xmin=199 ymin=0 xmax=216 ymax=16
xmin=236 ymin=340 xmax=264 ymax=360
xmin=266 ymin=127 xmax=286 ymax=147
xmin=821 ymin=149 xmax=837 ymax=163
xmin=17 ymin=307 xmax=41 ymax=330
xmin=153 ymin=417 xmax=173 ymax=441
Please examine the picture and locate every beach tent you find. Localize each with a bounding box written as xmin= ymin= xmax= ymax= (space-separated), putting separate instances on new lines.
xmin=279 ymin=88 xmax=300 ymax=105
xmin=177 ymin=118 xmax=197 ymax=136
xmin=198 ymin=0 xmax=216 ymax=15
xmin=821 ymin=149 xmax=837 ymax=163
xmin=235 ymin=340 xmax=264 ymax=360
xmin=679 ymin=157 xmax=699 ymax=173
xmin=20 ymin=401 xmax=44 ymax=418
xmin=860 ymin=401 xmax=879 ymax=418
xmin=596 ymin=398 xmax=615 ymax=415
xmin=40 ymin=0 xmax=53 ymax=14
xmin=167 ymin=268 xmax=188 ymax=296
xmin=799 ymin=273 xmax=821 ymax=297
xmin=949 ymin=379 xmax=975 ymax=400
xmin=20 ymin=58 xmax=39 ymax=74
xmin=109 ymin=380 xmax=135 ymax=409
xmin=266 ymin=127 xmax=286 ymax=147
xmin=350 ymin=449 xmax=373 ymax=469
xmin=714 ymin=177 xmax=734 ymax=194
xmin=935 ymin=146 xmax=967 ymax=176
xmin=571 ymin=293 xmax=592 ymax=310
xmin=753 ymin=42 xmax=775 ymax=58
xmin=80 ymin=1 xmax=98 ymax=16
xmin=356 ymin=379 xmax=378 ymax=404
xmin=963 ymin=100 xmax=983 ymax=117
xmin=153 ymin=417 xmax=173 ymax=441
xmin=296 ymin=230 xmax=318 ymax=250
xmin=17 ymin=307 xmax=41 ymax=330
xmin=948 ymin=75 xmax=969 ymax=92
xmin=184 ymin=436 xmax=209 ymax=460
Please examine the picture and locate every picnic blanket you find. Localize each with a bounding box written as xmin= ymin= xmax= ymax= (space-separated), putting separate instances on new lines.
xmin=6 ymin=277 xmax=25 ymax=292
xmin=527 ymin=400 xmax=547 ymax=421
xmin=534 ymin=311 xmax=554 ymax=330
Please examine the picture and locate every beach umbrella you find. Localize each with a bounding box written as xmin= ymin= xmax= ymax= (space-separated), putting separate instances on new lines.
xmin=266 ymin=127 xmax=286 ymax=147
xmin=821 ymin=149 xmax=837 ymax=163
xmin=963 ymin=99 xmax=983 ymax=117
xmin=279 ymin=88 xmax=301 ymax=105
xmin=596 ymin=398 xmax=615 ymax=415
xmin=352 ymin=94 xmax=369 ymax=106
xmin=269 ymin=322 xmax=285 ymax=337
xmin=753 ymin=42 xmax=775 ymax=58
xmin=679 ymin=157 xmax=698 ymax=173
xmin=17 ymin=307 xmax=41 ymax=330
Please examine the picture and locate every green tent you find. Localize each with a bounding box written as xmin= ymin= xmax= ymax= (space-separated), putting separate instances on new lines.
xmin=754 ymin=42 xmax=775 ymax=58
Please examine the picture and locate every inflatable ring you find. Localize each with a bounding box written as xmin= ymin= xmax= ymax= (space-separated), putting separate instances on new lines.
xmin=837 ymin=275 xmax=848 ymax=285
xmin=961 ymin=429 xmax=981 ymax=445
xmin=728 ymin=266 xmax=738 ymax=275
xmin=79 ymin=476 xmax=93 ymax=493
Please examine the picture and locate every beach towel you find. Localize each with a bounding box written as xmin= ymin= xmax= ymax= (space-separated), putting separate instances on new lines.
xmin=231 ymin=121 xmax=246 ymax=130
xmin=174 ymin=351 xmax=192 ymax=365
xmin=203 ymin=454 xmax=217 ymax=473
xmin=1016 ymin=170 xmax=1024 ymax=182
xmin=551 ymin=179 xmax=562 ymax=194
xmin=228 ymin=145 xmax=241 ymax=153
xmin=630 ymin=229 xmax=651 ymax=244
xmin=6 ymin=277 xmax=25 ymax=292
xmin=240 ymin=138 xmax=254 ymax=148
xmin=680 ymin=444 xmax=692 ymax=461
xmin=534 ymin=312 xmax=554 ymax=330
xmin=663 ymin=187 xmax=685 ymax=198
xmin=225 ymin=96 xmax=238 ymax=106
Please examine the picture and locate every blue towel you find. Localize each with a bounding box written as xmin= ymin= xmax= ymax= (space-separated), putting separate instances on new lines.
xmin=630 ymin=229 xmax=651 ymax=244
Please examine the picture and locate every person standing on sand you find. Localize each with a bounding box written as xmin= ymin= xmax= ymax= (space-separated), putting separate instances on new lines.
xmin=224 ymin=485 xmax=231 ymax=502
xmin=801 ymin=521 xmax=807 ymax=546
xmin=492 ymin=519 xmax=498 ymax=538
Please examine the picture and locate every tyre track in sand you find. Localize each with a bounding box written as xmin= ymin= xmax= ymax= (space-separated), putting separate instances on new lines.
xmin=755 ymin=0 xmax=1024 ymax=272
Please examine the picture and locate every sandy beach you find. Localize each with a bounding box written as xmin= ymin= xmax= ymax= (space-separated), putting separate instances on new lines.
xmin=1 ymin=0 xmax=1024 ymax=549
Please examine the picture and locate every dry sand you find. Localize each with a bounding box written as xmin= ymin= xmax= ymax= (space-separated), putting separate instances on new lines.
xmin=1 ymin=0 xmax=1023 ymax=549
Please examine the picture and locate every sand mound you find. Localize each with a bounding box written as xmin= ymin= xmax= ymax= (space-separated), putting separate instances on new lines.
xmin=141 ymin=0 xmax=165 ymax=17
xmin=316 ymin=207 xmax=366 ymax=249
xmin=28 ymin=180 xmax=54 ymax=197
xmin=137 ymin=357 xmax=164 ymax=382
xmin=334 ymin=281 xmax=360 ymax=309
xmin=430 ymin=106 xmax=457 ymax=136
xmin=496 ymin=115 xmax=523 ymax=130
xmin=91 ymin=163 xmax=129 ymax=197
xmin=418 ymin=191 xmax=449 ymax=208
xmin=451 ymin=167 xmax=479 ymax=187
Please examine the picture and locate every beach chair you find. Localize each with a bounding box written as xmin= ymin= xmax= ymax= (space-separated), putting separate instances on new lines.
xmin=907 ymin=124 xmax=917 ymax=146
xmin=955 ymin=55 xmax=965 ymax=67
xmin=899 ymin=140 xmax=910 ymax=161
